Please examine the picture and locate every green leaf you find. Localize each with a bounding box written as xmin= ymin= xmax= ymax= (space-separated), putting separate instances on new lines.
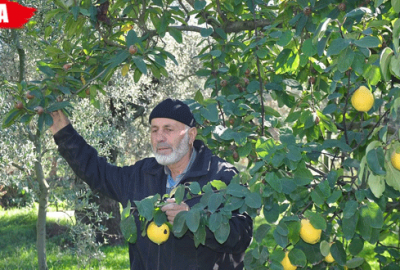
xmin=193 ymin=223 xmax=206 ymax=247
xmin=273 ymin=229 xmax=288 ymax=248
xmin=2 ymin=109 xmax=24 ymax=128
xmin=106 ymin=50 xmax=131 ymax=69
xmin=208 ymin=212 xmax=222 ymax=232
xmin=288 ymin=249 xmax=306 ymax=267
xmin=126 ymin=30 xmax=140 ymax=47
xmin=194 ymin=0 xmax=206 ymax=10
xmin=385 ymin=148 xmax=400 ymax=191
xmin=366 ymin=148 xmax=386 ymax=175
xmin=320 ymin=240 xmax=330 ymax=257
xmin=245 ymin=192 xmax=262 ymax=209
xmin=304 ymin=211 xmax=326 ymax=230
xmin=172 ymin=211 xmax=188 ymax=237
xmin=331 ymin=241 xmax=347 ymax=266
xmin=354 ymin=36 xmax=381 ymax=48
xmin=208 ymin=193 xmax=223 ymax=213
xmin=368 ymin=174 xmax=385 ymax=198
xmin=393 ymin=0 xmax=400 ymax=13
xmin=327 ymin=38 xmax=351 ymax=56
xmin=346 ymin=257 xmax=365 ymax=268
xmin=390 ymin=54 xmax=400 ymax=79
xmin=200 ymin=103 xmax=218 ymax=122
xmin=120 ymin=214 xmax=137 ymax=243
xmin=214 ymin=222 xmax=230 ymax=244
xmin=210 ymin=180 xmax=227 ymax=190
xmin=337 ymin=47 xmax=355 ymax=73
xmin=360 ymin=202 xmax=384 ymax=229
xmin=263 ymin=201 xmax=280 ymax=223
xmin=275 ymin=49 xmax=300 ymax=74
xmin=168 ymin=27 xmax=182 ymax=43
xmin=186 ymin=209 xmax=201 ymax=232
xmin=173 ymin=185 xmax=185 ymax=204
xmin=254 ymin=224 xmax=271 ymax=243
xmin=226 ymin=183 xmax=249 ymax=197
xmin=343 ymin=200 xmax=359 ymax=219
xmin=380 ymin=47 xmax=393 ymax=82
xmin=46 ymin=101 xmax=72 ymax=112
xmin=133 ymin=57 xmax=147 ymax=75
xmin=349 ymin=237 xmax=364 ymax=256
xmin=188 ymin=182 xmax=201 ymax=195
xmin=200 ymin=28 xmax=213 ymax=37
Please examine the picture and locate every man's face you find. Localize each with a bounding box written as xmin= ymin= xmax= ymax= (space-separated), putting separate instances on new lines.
xmin=150 ymin=118 xmax=192 ymax=165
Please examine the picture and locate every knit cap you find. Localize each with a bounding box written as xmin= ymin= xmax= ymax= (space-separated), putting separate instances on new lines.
xmin=149 ymin=98 xmax=196 ymax=127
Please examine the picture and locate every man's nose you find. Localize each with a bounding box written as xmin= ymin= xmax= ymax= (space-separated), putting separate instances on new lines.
xmin=155 ymin=130 xmax=166 ymax=142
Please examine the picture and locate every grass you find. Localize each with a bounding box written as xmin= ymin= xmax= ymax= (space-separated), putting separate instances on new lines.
xmin=0 ymin=206 xmax=130 ymax=270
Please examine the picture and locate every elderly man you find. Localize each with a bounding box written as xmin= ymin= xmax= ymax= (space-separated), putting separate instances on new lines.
xmin=50 ymin=98 xmax=253 ymax=270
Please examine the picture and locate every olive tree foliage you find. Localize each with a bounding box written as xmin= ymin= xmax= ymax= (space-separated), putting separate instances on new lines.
xmin=3 ymin=0 xmax=400 ymax=270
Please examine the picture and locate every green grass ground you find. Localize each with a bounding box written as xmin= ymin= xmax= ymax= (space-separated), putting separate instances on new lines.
xmin=0 ymin=207 xmax=130 ymax=270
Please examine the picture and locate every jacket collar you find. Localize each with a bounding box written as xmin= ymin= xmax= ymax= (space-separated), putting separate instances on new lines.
xmin=143 ymin=140 xmax=211 ymax=178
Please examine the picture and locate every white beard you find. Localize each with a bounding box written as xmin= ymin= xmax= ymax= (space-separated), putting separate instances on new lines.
xmin=153 ymin=131 xmax=190 ymax=166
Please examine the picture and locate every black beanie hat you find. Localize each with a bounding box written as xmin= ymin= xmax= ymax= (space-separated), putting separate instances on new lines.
xmin=149 ymin=98 xmax=196 ymax=127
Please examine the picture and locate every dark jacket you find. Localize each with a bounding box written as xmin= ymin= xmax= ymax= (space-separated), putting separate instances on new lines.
xmin=54 ymin=124 xmax=253 ymax=270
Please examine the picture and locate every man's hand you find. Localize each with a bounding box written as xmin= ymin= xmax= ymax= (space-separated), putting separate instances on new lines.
xmin=49 ymin=110 xmax=70 ymax=135
xmin=161 ymin=198 xmax=189 ymax=224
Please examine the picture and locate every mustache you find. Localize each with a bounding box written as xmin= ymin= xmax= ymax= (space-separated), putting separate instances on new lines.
xmin=156 ymin=143 xmax=172 ymax=150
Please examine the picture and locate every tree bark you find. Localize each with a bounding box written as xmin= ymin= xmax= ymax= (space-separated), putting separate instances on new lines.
xmin=32 ymin=134 xmax=49 ymax=270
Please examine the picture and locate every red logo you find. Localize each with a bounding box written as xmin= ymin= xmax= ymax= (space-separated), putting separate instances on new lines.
xmin=0 ymin=0 xmax=37 ymax=29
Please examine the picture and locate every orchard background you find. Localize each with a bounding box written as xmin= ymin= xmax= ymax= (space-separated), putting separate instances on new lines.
xmin=1 ymin=0 xmax=400 ymax=269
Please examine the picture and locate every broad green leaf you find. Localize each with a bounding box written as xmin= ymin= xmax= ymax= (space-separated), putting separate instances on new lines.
xmin=168 ymin=27 xmax=182 ymax=43
xmin=327 ymin=38 xmax=351 ymax=56
xmin=343 ymin=213 xmax=358 ymax=240
xmin=346 ymin=257 xmax=365 ymax=268
xmin=200 ymin=28 xmax=213 ymax=37
xmin=385 ymin=149 xmax=400 ymax=191
xmin=211 ymin=180 xmax=227 ymax=190
xmin=172 ymin=211 xmax=188 ymax=237
xmin=304 ymin=211 xmax=326 ymax=230
xmin=379 ymin=46 xmax=392 ymax=82
xmin=188 ymin=182 xmax=201 ymax=195
xmin=275 ymin=49 xmax=300 ymax=74
xmin=360 ymin=202 xmax=384 ymax=229
xmin=337 ymin=47 xmax=355 ymax=73
xmin=120 ymin=214 xmax=137 ymax=243
xmin=254 ymin=224 xmax=271 ymax=243
xmin=349 ymin=237 xmax=364 ymax=256
xmin=366 ymin=148 xmax=386 ymax=175
xmin=245 ymin=192 xmax=262 ymax=209
xmin=343 ymin=200 xmax=359 ymax=219
xmin=208 ymin=193 xmax=223 ymax=213
xmin=185 ymin=209 xmax=200 ymax=233
xmin=46 ymin=101 xmax=72 ymax=112
xmin=126 ymin=30 xmax=140 ymax=47
xmin=193 ymin=223 xmax=206 ymax=247
xmin=215 ymin=222 xmax=230 ymax=244
xmin=273 ymin=229 xmax=288 ymax=248
xmin=368 ymin=174 xmax=385 ymax=198
xmin=194 ymin=0 xmax=206 ymax=10
xmin=133 ymin=57 xmax=147 ymax=75
xmin=390 ymin=54 xmax=400 ymax=79
xmin=354 ymin=36 xmax=381 ymax=48
xmin=208 ymin=212 xmax=222 ymax=232
xmin=226 ymin=183 xmax=249 ymax=197
xmin=288 ymin=249 xmax=307 ymax=267
xmin=320 ymin=240 xmax=330 ymax=257
xmin=331 ymin=241 xmax=347 ymax=266
xmin=263 ymin=201 xmax=280 ymax=223
xmin=2 ymin=109 xmax=24 ymax=128
xmin=173 ymin=185 xmax=185 ymax=204
xmin=393 ymin=0 xmax=400 ymax=13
